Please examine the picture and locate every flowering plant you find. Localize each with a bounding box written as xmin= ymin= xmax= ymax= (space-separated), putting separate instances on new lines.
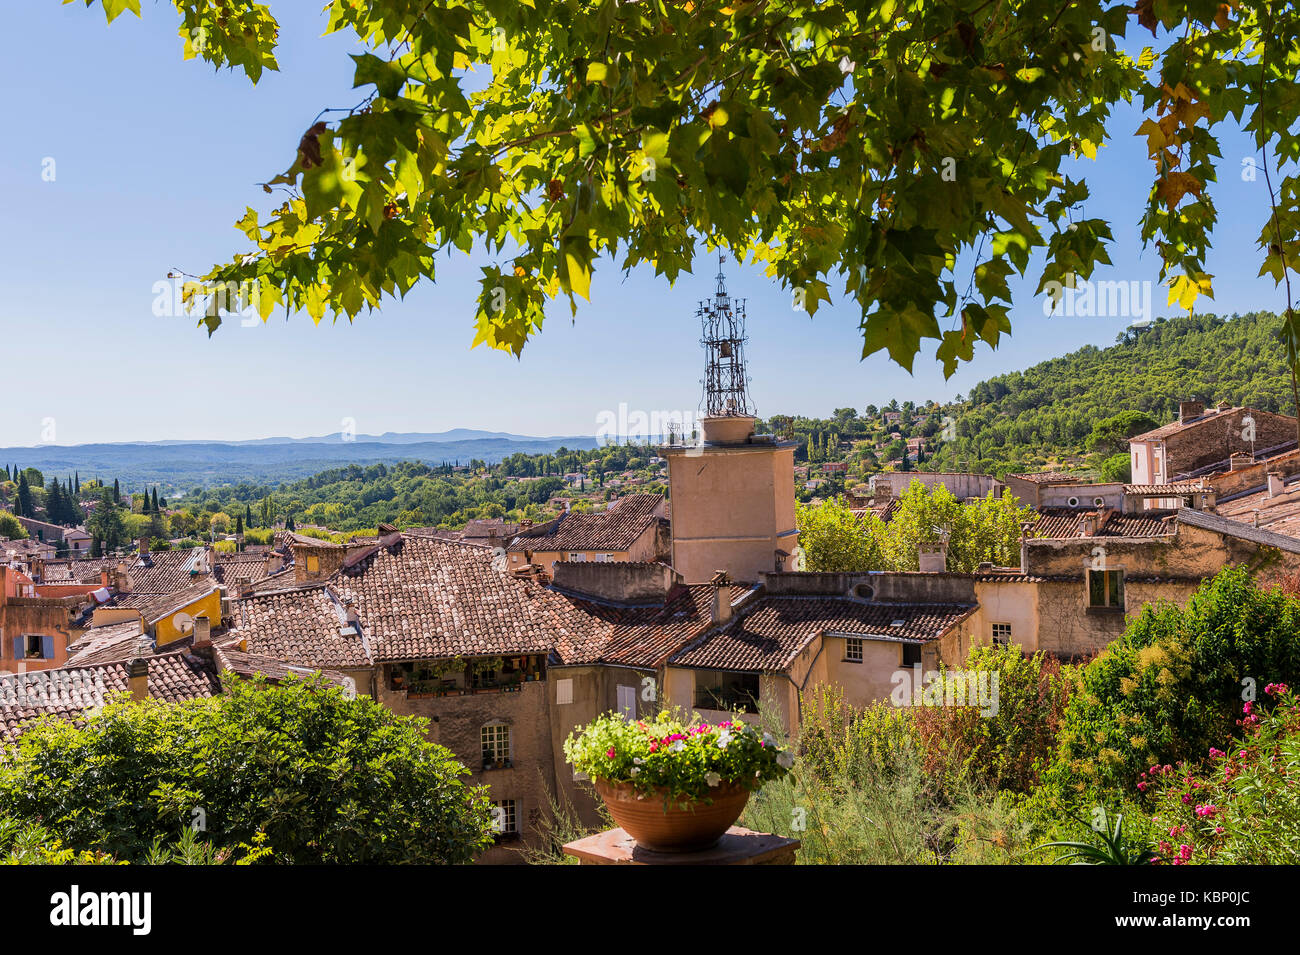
xmin=1145 ymin=683 xmax=1299 ymax=865
xmin=564 ymin=710 xmax=793 ymax=802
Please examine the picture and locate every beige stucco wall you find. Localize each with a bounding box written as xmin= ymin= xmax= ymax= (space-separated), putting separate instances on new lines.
xmin=666 ymin=443 xmax=798 ymax=583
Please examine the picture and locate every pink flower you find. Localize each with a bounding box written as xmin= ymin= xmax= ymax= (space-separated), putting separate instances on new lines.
xmin=606 ymin=748 xmax=616 ymax=759
xmin=1194 ymin=804 xmax=1219 ymax=818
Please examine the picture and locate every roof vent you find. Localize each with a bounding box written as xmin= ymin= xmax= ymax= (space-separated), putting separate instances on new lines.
xmin=891 ymin=618 xmax=905 ymax=628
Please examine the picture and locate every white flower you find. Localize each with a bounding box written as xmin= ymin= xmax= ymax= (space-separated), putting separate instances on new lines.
xmin=670 ymin=740 xmax=685 ymax=753
xmin=630 ymin=767 xmax=640 ymax=776
xmin=717 ymin=729 xmax=734 ymax=748
xmin=776 ymin=750 xmax=794 ymax=769
xmin=705 ymin=771 xmax=722 ymax=787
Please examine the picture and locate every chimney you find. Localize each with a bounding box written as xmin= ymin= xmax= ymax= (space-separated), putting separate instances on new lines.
xmin=1019 ymin=520 xmax=1035 ymax=575
xmin=344 ymin=602 xmax=362 ymax=631
xmin=233 ymin=576 xmax=251 ymax=598
xmin=138 ymin=537 xmax=150 ymax=557
xmin=193 ymin=615 xmax=211 ymax=646
xmin=1268 ymin=471 xmax=1285 ymax=498
xmin=126 ymin=657 xmax=149 ymax=701
xmin=1178 ymin=400 xmax=1205 ymax=424
xmin=917 ymin=543 xmax=948 ymax=573
xmin=1079 ymin=513 xmax=1099 ymax=537
xmin=267 ymin=552 xmax=284 ymax=574
xmin=709 ymin=571 xmax=733 ymax=625
xmin=112 ymin=562 xmax=132 ymax=594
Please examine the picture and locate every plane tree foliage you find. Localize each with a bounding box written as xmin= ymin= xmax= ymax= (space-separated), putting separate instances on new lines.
xmin=67 ymin=1 xmax=1300 ymax=379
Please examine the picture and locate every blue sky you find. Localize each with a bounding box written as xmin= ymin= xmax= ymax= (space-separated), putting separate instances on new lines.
xmin=0 ymin=3 xmax=1285 ymax=447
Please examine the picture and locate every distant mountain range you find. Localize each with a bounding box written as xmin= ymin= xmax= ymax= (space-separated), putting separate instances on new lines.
xmin=0 ymin=432 xmax=600 ymax=492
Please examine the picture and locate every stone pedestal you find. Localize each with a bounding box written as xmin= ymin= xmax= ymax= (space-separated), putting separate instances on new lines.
xmin=563 ymin=826 xmax=799 ymax=865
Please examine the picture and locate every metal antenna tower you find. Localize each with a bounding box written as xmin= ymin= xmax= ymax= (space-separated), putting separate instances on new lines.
xmin=698 ymin=254 xmax=754 ymax=417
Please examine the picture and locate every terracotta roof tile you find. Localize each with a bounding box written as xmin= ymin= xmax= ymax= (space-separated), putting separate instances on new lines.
xmin=507 ymin=494 xmax=663 ymax=553
xmin=669 ymin=598 xmax=975 ymax=672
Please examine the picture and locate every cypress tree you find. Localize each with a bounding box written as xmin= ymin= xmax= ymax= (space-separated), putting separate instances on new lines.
xmin=16 ymin=472 xmax=32 ymax=517
xmin=112 ymin=479 xmax=120 ymax=504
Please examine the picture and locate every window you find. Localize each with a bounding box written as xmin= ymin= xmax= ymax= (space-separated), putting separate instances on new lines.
xmin=617 ymin=684 xmax=636 ymax=718
xmin=992 ymin=623 xmax=1012 ymax=646
xmin=555 ymin=678 xmax=573 ymax=705
xmin=901 ymin=643 xmax=922 ymax=667
xmin=490 ymin=799 xmax=518 ymax=837
xmin=481 ymin=723 xmax=511 ymax=769
xmin=20 ymin=635 xmax=53 ymax=660
xmin=694 ymin=671 xmax=760 ymax=712
xmin=1088 ymin=569 xmax=1125 ymax=609
xmin=567 ymin=552 xmax=587 ymax=562
xmin=844 ymin=637 xmax=864 ymax=663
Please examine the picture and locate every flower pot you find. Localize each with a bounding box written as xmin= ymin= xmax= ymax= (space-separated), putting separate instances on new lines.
xmin=592 ymin=778 xmax=751 ymax=852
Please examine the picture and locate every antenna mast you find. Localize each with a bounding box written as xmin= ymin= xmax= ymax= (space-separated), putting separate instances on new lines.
xmin=698 ymin=254 xmax=754 ymax=417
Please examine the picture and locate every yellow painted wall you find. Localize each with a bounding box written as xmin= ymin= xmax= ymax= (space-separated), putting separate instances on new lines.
xmin=155 ymin=589 xmax=223 ymax=646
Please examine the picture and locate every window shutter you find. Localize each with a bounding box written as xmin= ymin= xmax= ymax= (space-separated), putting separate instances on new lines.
xmin=11 ymin=637 xmax=21 ymax=660
xmin=41 ymin=635 xmax=55 ymax=659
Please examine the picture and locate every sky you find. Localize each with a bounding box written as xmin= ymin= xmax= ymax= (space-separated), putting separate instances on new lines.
xmin=0 ymin=3 xmax=1286 ymax=447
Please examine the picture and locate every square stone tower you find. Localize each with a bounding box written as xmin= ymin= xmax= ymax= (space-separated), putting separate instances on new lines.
xmin=661 ymin=260 xmax=798 ymax=583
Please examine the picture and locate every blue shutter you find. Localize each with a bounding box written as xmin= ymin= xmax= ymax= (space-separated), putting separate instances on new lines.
xmin=12 ymin=637 xmax=23 ymax=660
xmin=41 ymin=635 xmax=55 ymax=659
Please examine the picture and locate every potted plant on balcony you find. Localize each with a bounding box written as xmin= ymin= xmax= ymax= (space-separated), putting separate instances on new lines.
xmin=564 ymin=710 xmax=793 ymax=852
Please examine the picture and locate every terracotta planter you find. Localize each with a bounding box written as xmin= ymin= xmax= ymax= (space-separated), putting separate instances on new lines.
xmin=593 ymin=778 xmax=751 ymax=852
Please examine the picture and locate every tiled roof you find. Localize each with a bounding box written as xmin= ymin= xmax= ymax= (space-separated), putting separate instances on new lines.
xmin=213 ymin=641 xmax=352 ymax=687
xmin=214 ymin=553 xmax=274 ymax=588
xmin=64 ymin=621 xmax=150 ymax=667
xmin=669 ymin=598 xmax=976 ymax=672
xmin=507 ymin=494 xmax=663 ymax=553
xmin=1005 ymin=472 xmax=1081 ymax=484
xmin=1178 ymin=507 xmax=1300 ymax=555
xmin=330 ymin=536 xmax=559 ymax=661
xmin=549 ymin=583 xmax=745 ymax=668
xmin=0 ymin=652 xmax=222 ymax=744
xmin=1125 ymin=483 xmax=1206 ymax=495
xmin=233 ymin=584 xmax=373 ymax=669
xmin=127 ymin=547 xmax=211 ymax=594
xmin=1215 ymin=482 xmax=1300 ymax=539
xmin=111 ymin=580 xmax=219 ymax=624
xmin=1130 ymin=406 xmax=1239 ymax=442
xmin=1030 ymin=508 xmax=1177 ymax=539
xmin=39 ymin=556 xmax=124 ymax=584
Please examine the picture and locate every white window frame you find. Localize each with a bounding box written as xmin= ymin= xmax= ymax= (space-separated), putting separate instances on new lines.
xmin=556 ymin=678 xmax=574 ymax=705
xmin=481 ymin=722 xmax=511 ymax=767
xmin=491 ymin=799 xmax=517 ymax=834
xmin=616 ymin=684 xmax=636 ymax=718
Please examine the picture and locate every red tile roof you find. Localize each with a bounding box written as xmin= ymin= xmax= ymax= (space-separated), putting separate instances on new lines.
xmin=669 ymin=598 xmax=975 ymax=672
xmin=234 ymin=584 xmax=373 ymax=669
xmin=1030 ymin=508 xmax=1177 ymax=539
xmin=549 ymin=583 xmax=745 ymax=669
xmin=0 ymin=651 xmax=222 ymax=744
xmin=507 ymin=494 xmax=663 ymax=553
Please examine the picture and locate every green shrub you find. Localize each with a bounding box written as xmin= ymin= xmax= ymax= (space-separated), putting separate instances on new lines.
xmin=0 ymin=676 xmax=494 ymax=863
xmin=1041 ymin=568 xmax=1300 ymax=805
xmin=913 ymin=642 xmax=1071 ymax=793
